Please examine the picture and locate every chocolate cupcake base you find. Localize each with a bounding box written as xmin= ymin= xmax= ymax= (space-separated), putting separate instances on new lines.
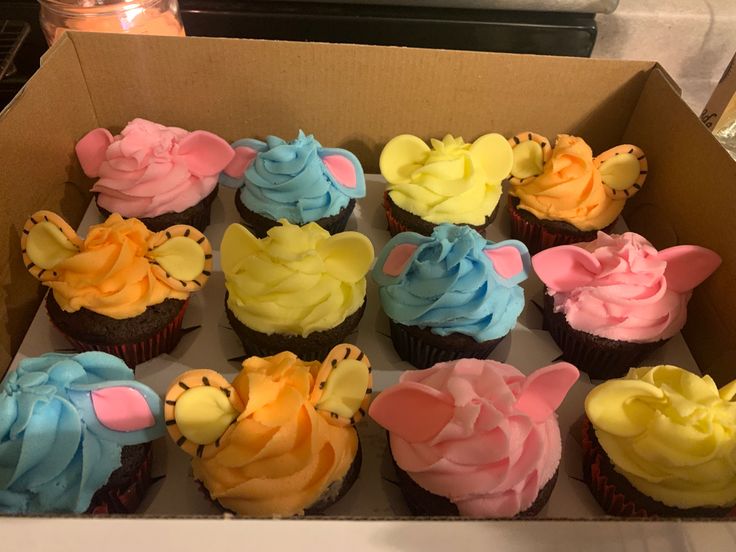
xmin=389 ymin=320 xmax=503 ymax=370
xmin=226 ymin=293 xmax=366 ymax=362
xmin=87 ymin=442 xmax=154 ymax=515
xmin=97 ymin=186 xmax=218 ymax=233
xmin=235 ymin=191 xmax=356 ymax=237
xmin=543 ymin=293 xmax=666 ymax=380
xmin=384 ymin=192 xmax=497 ymax=237
xmin=582 ymin=417 xmax=735 ymax=518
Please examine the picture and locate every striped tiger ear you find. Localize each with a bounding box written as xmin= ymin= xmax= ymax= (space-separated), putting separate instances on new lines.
xmin=594 ymin=145 xmax=647 ymax=200
xmin=310 ymin=344 xmax=372 ymax=427
xmin=147 ymin=225 xmax=212 ymax=291
xmin=507 ymin=132 xmax=552 ymax=186
xmin=164 ymin=369 xmax=244 ymax=460
xmin=21 ymin=211 xmax=82 ymax=281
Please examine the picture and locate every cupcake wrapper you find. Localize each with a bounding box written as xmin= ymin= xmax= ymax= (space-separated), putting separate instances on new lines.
xmin=389 ymin=320 xmax=503 ymax=370
xmin=55 ymin=300 xmax=189 ymax=368
xmin=543 ymin=294 xmax=664 ymax=380
xmin=506 ymin=196 xmax=614 ymax=255
xmin=87 ymin=443 xmax=154 ymax=515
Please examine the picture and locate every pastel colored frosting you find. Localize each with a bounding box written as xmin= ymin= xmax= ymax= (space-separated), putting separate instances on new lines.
xmin=509 ymin=134 xmax=621 ymax=231
xmin=76 ymin=118 xmax=235 ymax=218
xmin=532 ymin=232 xmax=722 ymax=343
xmin=0 ymin=352 xmax=164 ymax=514
xmin=220 ymin=130 xmax=366 ymax=224
xmin=369 ymin=359 xmax=579 ymax=517
xmin=221 ymin=220 xmax=374 ymax=337
xmin=585 ymin=365 xmax=736 ymax=509
xmin=372 ymin=224 xmax=530 ymax=342
xmin=43 ymin=215 xmax=196 ymax=319
xmin=380 ymin=134 xmax=513 ymax=225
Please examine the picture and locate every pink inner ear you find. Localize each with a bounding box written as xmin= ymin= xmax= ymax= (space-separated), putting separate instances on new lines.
xmin=76 ymin=128 xmax=113 ymax=177
xmin=658 ymin=245 xmax=722 ymax=293
xmin=531 ymin=245 xmax=601 ymax=291
xmin=91 ymin=387 xmax=155 ymax=432
xmin=322 ymin=154 xmax=357 ymax=189
xmin=484 ymin=246 xmax=523 ymax=279
xmin=383 ymin=243 xmax=418 ymax=276
xmin=514 ymin=362 xmax=578 ymax=423
xmin=369 ymin=383 xmax=454 ymax=442
xmin=177 ymin=131 xmax=236 ymax=175
xmin=223 ymin=146 xmax=259 ymax=177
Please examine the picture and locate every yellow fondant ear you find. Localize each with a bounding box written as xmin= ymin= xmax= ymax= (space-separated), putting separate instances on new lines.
xmin=317 ymin=232 xmax=375 ymax=283
xmin=719 ymin=380 xmax=736 ymax=401
xmin=595 ymin=145 xmax=647 ymax=199
xmin=148 ymin=225 xmax=212 ymax=292
xmin=165 ymin=369 xmax=243 ymax=459
xmin=220 ymin=223 xmax=262 ymax=275
xmin=507 ymin=132 xmax=552 ymax=186
xmin=379 ymin=134 xmax=430 ymax=185
xmin=469 ymin=133 xmax=513 ymax=182
xmin=21 ymin=211 xmax=82 ymax=281
xmin=311 ymin=344 xmax=372 ymax=427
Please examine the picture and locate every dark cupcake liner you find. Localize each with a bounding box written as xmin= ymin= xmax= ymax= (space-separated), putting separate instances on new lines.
xmin=389 ymin=319 xmax=503 ymax=370
xmin=87 ymin=442 xmax=154 ymax=515
xmin=225 ymin=293 xmax=366 ymax=362
xmin=97 ymin=185 xmax=218 ymax=233
xmin=506 ymin=195 xmax=615 ymax=255
xmin=383 ymin=192 xmax=496 ymax=237
xmin=235 ymin=190 xmax=356 ymax=237
xmin=391 ymin=438 xmax=557 ymax=517
xmin=543 ymin=294 xmax=665 ymax=380
xmin=51 ymin=299 xmax=189 ymax=368
xmin=581 ymin=417 xmax=736 ymax=518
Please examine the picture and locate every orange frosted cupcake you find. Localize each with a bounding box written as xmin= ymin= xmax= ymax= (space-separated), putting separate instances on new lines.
xmin=506 ymin=133 xmax=647 ymax=254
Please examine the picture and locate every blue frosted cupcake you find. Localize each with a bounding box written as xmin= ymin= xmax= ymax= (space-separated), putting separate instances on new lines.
xmin=372 ymin=224 xmax=530 ymax=368
xmin=220 ymin=130 xmax=366 ymax=236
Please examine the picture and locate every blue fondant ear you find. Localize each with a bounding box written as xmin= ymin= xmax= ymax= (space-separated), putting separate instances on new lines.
xmin=220 ymin=138 xmax=268 ymax=188
xmin=372 ymin=233 xmax=428 ymax=286
xmin=318 ymin=148 xmax=366 ymax=198
xmin=482 ymin=239 xmax=531 ymax=287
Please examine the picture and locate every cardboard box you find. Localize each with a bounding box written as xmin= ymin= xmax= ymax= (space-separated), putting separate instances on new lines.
xmin=1 ymin=32 xmax=736 ymax=547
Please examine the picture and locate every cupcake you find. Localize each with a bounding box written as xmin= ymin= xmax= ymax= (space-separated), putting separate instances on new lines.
xmin=583 ymin=365 xmax=736 ymax=518
xmin=380 ymin=133 xmax=513 ymax=236
xmin=75 ymin=118 xmax=235 ymax=232
xmin=372 ymin=224 xmax=530 ymax=369
xmin=532 ymin=231 xmax=721 ymax=380
xmin=21 ymin=210 xmax=212 ymax=367
xmin=506 ymin=132 xmax=648 ymax=254
xmin=0 ymin=352 xmax=165 ymax=514
xmin=164 ymin=344 xmax=372 ymax=517
xmin=369 ymin=358 xmax=579 ymax=517
xmin=220 ymin=130 xmax=365 ymax=237
xmin=221 ymin=219 xmax=373 ymax=361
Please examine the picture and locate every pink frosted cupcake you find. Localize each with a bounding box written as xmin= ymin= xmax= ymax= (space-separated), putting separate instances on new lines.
xmin=369 ymin=358 xmax=579 ymax=517
xmin=76 ymin=118 xmax=235 ymax=232
xmin=532 ymin=232 xmax=721 ymax=380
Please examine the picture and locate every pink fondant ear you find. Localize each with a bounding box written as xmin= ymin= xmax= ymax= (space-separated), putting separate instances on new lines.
xmin=531 ymin=245 xmax=601 ymax=291
xmin=368 ymin=382 xmax=454 ymax=443
xmin=76 ymin=128 xmax=114 ymax=177
xmin=484 ymin=246 xmax=523 ymax=280
xmin=658 ymin=245 xmax=722 ymax=293
xmin=383 ymin=243 xmax=418 ymax=277
xmin=178 ymin=131 xmax=236 ymax=175
xmin=323 ymin=154 xmax=357 ymax=189
xmin=223 ymin=146 xmax=259 ymax=178
xmin=514 ymin=362 xmax=578 ymax=423
xmin=91 ymin=387 xmax=156 ymax=432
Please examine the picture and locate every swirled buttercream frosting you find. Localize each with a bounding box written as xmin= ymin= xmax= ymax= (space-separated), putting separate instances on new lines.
xmin=532 ymin=232 xmax=721 ymax=343
xmin=380 ymin=134 xmax=513 ymax=225
xmin=220 ymin=130 xmax=366 ymax=224
xmin=370 ymin=359 xmax=579 ymax=517
xmin=372 ymin=224 xmax=530 ymax=341
xmin=76 ymin=118 xmax=235 ymax=218
xmin=585 ymin=365 xmax=736 ymax=509
xmin=221 ymin=220 xmax=374 ymax=337
xmin=0 ymin=352 xmax=164 ymax=514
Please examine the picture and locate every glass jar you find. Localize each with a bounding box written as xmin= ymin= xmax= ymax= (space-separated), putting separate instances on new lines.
xmin=39 ymin=0 xmax=186 ymax=47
